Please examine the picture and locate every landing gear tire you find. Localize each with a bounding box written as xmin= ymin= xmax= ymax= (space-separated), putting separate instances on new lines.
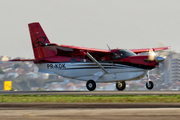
xmin=146 ymin=81 xmax=154 ymax=90
xmin=116 ymin=81 xmax=126 ymax=91
xmin=86 ymin=80 xmax=96 ymax=91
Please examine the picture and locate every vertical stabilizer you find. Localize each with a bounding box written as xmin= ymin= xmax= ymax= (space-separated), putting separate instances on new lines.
xmin=28 ymin=22 xmax=56 ymax=59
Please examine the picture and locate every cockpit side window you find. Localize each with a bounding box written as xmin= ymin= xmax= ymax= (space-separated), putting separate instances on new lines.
xmin=110 ymin=52 xmax=121 ymax=60
xmin=119 ymin=51 xmax=129 ymax=58
xmin=118 ymin=49 xmax=136 ymax=58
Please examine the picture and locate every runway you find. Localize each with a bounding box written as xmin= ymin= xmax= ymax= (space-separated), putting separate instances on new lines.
xmin=0 ymin=103 xmax=180 ymax=120
xmin=0 ymin=108 xmax=180 ymax=120
xmin=0 ymin=90 xmax=180 ymax=95
xmin=1 ymin=103 xmax=180 ymax=109
xmin=1 ymin=91 xmax=179 ymax=119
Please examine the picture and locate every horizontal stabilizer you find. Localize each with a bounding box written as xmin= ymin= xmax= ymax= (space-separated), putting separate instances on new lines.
xmin=38 ymin=68 xmax=54 ymax=74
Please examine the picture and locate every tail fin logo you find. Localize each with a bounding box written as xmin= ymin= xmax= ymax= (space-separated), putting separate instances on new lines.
xmin=33 ymin=37 xmax=47 ymax=48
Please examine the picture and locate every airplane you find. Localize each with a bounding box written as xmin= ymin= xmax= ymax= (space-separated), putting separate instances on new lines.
xmin=10 ymin=22 xmax=171 ymax=91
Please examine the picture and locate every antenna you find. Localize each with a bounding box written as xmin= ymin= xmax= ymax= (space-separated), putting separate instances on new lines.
xmin=106 ymin=44 xmax=111 ymax=51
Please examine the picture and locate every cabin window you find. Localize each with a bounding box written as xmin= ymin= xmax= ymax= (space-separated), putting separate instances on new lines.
xmin=71 ymin=58 xmax=76 ymax=63
xmin=110 ymin=52 xmax=121 ymax=60
xmin=81 ymin=59 xmax=86 ymax=62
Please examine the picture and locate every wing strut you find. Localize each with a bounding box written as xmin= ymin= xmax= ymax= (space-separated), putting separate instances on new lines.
xmin=86 ymin=52 xmax=109 ymax=74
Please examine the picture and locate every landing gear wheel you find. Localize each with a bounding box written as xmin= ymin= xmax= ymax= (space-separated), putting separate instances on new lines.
xmin=116 ymin=81 xmax=126 ymax=91
xmin=86 ymin=80 xmax=96 ymax=91
xmin=146 ymin=81 xmax=154 ymax=90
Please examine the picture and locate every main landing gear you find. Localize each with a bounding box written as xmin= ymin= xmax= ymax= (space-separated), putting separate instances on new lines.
xmin=86 ymin=80 xmax=96 ymax=91
xmin=146 ymin=71 xmax=154 ymax=90
xmin=86 ymin=80 xmax=127 ymax=91
xmin=116 ymin=81 xmax=126 ymax=91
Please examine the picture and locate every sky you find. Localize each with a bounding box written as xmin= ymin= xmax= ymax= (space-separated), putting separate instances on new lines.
xmin=0 ymin=0 xmax=180 ymax=58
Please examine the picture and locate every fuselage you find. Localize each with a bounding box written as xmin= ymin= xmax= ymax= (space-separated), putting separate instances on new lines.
xmin=35 ymin=49 xmax=158 ymax=83
xmin=36 ymin=61 xmax=147 ymax=83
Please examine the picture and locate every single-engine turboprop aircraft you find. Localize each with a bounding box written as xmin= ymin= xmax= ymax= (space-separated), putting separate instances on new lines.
xmin=10 ymin=22 xmax=171 ymax=91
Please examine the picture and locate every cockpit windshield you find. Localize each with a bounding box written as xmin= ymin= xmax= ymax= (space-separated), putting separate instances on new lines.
xmin=118 ymin=49 xmax=136 ymax=58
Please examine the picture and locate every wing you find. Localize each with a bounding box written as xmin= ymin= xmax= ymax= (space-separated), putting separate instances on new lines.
xmin=130 ymin=46 xmax=171 ymax=54
xmin=42 ymin=43 xmax=110 ymax=57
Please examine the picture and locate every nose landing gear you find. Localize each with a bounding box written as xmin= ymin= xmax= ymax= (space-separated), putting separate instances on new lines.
xmin=146 ymin=71 xmax=154 ymax=90
xmin=146 ymin=81 xmax=154 ymax=90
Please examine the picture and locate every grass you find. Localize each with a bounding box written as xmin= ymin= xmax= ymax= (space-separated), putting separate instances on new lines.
xmin=0 ymin=95 xmax=180 ymax=103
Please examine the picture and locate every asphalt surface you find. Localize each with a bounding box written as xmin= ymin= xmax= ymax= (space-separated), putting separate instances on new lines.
xmin=0 ymin=103 xmax=180 ymax=120
xmin=1 ymin=103 xmax=180 ymax=109
xmin=1 ymin=91 xmax=180 ymax=120
xmin=0 ymin=108 xmax=180 ymax=120
xmin=0 ymin=90 xmax=180 ymax=95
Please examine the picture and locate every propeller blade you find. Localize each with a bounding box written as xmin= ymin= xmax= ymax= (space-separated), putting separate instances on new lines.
xmin=148 ymin=48 xmax=157 ymax=61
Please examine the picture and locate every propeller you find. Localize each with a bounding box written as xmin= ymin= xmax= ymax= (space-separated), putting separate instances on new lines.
xmin=153 ymin=51 xmax=170 ymax=83
xmin=148 ymin=48 xmax=157 ymax=61
xmin=156 ymin=41 xmax=171 ymax=70
xmin=150 ymin=42 xmax=171 ymax=82
xmin=157 ymin=51 xmax=170 ymax=71
xmin=148 ymin=48 xmax=167 ymax=63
